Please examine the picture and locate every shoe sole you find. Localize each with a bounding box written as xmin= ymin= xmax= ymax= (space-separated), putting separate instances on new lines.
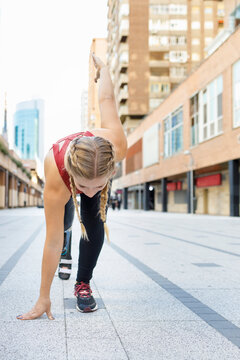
xmin=76 ymin=303 xmax=98 ymax=313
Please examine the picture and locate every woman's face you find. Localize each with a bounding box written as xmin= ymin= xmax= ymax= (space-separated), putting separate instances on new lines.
xmin=73 ymin=176 xmax=108 ymax=198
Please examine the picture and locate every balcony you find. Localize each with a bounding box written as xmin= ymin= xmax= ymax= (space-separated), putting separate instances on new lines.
xmin=118 ymin=105 xmax=128 ymax=118
xmin=119 ymin=20 xmax=129 ymax=39
xmin=149 ymin=60 xmax=169 ymax=68
xmin=150 ymin=75 xmax=170 ymax=83
xmin=118 ymin=87 xmax=128 ymax=103
xmin=119 ymin=42 xmax=129 ymax=54
xmin=118 ymin=73 xmax=128 ymax=87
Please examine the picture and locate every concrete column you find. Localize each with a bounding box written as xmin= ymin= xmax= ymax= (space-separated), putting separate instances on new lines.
xmin=19 ymin=183 xmax=25 ymax=207
xmin=5 ymin=170 xmax=9 ymax=208
xmin=143 ymin=182 xmax=150 ymax=211
xmin=161 ymin=178 xmax=168 ymax=212
xmin=123 ymin=187 xmax=128 ymax=209
xmin=187 ymin=171 xmax=195 ymax=214
xmin=229 ymin=159 xmax=239 ymax=217
xmin=0 ymin=170 xmax=5 ymax=208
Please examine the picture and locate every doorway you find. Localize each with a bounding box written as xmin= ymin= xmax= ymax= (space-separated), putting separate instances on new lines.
xmin=203 ymin=189 xmax=208 ymax=214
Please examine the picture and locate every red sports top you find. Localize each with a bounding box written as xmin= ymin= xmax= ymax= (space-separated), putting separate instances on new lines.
xmin=52 ymin=131 xmax=95 ymax=194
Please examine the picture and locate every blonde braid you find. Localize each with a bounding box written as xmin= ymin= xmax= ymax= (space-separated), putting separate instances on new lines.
xmin=69 ymin=176 xmax=89 ymax=241
xmin=99 ymin=181 xmax=110 ymax=242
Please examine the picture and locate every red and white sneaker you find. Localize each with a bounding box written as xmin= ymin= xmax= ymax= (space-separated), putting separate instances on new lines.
xmin=74 ymin=281 xmax=98 ymax=313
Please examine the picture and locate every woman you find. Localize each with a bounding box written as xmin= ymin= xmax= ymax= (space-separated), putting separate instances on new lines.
xmin=17 ymin=54 xmax=127 ymax=320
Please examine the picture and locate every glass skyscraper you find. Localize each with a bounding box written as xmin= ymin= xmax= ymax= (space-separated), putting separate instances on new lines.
xmin=14 ymin=99 xmax=44 ymax=161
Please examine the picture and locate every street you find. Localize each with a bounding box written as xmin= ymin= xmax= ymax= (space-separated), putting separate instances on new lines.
xmin=0 ymin=207 xmax=240 ymax=359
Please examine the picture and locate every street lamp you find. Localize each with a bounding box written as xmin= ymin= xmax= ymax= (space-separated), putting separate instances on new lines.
xmin=184 ymin=150 xmax=194 ymax=214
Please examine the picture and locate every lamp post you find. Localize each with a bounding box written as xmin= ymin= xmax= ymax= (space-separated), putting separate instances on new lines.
xmin=184 ymin=150 xmax=194 ymax=214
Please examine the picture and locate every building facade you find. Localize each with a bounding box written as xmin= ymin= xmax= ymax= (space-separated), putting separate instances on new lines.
xmin=88 ymin=38 xmax=107 ymax=129
xmin=0 ymin=135 xmax=43 ymax=209
xmin=112 ymin=25 xmax=240 ymax=217
xmin=107 ymin=0 xmax=225 ymax=135
xmin=14 ymin=99 xmax=44 ymax=162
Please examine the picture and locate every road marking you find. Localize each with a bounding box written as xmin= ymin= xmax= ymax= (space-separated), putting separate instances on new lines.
xmin=110 ymin=242 xmax=240 ymax=349
xmin=0 ymin=223 xmax=44 ymax=286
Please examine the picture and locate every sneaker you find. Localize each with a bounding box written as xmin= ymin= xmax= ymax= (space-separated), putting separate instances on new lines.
xmin=58 ymin=229 xmax=72 ymax=280
xmin=74 ymin=281 xmax=98 ymax=313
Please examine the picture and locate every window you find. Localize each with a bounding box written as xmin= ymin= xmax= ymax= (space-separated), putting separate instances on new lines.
xmin=169 ymin=51 xmax=187 ymax=63
xmin=170 ymin=36 xmax=186 ymax=46
xmin=169 ymin=4 xmax=187 ymax=15
xmin=119 ymin=51 xmax=128 ymax=64
xmin=205 ymin=7 xmax=213 ymax=15
xmin=205 ymin=37 xmax=213 ymax=45
xmin=149 ymin=4 xmax=168 ymax=15
xmin=233 ymin=60 xmax=240 ymax=128
xmin=192 ymin=21 xmax=200 ymax=30
xmin=199 ymin=75 xmax=223 ymax=142
xmin=170 ymin=67 xmax=186 ymax=78
xmin=190 ymin=94 xmax=199 ymax=146
xmin=192 ymin=53 xmax=200 ymax=61
xmin=192 ymin=38 xmax=200 ymax=45
xmin=150 ymin=83 xmax=160 ymax=93
xmin=169 ymin=19 xmax=187 ymax=31
xmin=149 ymin=19 xmax=169 ymax=32
xmin=205 ymin=21 xmax=213 ymax=29
xmin=192 ymin=6 xmax=199 ymax=15
xmin=21 ymin=129 xmax=24 ymax=153
xmin=15 ymin=126 xmax=18 ymax=147
xmin=164 ymin=107 xmax=183 ymax=158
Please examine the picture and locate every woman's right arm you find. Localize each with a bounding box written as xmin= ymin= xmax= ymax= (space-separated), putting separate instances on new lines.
xmin=17 ymin=152 xmax=70 ymax=320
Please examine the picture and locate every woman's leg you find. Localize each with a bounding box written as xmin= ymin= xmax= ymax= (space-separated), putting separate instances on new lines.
xmin=76 ymin=191 xmax=106 ymax=283
xmin=58 ymin=197 xmax=75 ymax=280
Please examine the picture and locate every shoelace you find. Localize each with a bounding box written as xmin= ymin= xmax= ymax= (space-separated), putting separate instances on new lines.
xmin=74 ymin=282 xmax=92 ymax=298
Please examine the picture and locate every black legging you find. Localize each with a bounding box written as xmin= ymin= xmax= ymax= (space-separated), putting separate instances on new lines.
xmin=63 ymin=187 xmax=110 ymax=283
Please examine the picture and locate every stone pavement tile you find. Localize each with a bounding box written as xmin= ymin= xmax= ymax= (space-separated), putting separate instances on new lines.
xmin=65 ymin=313 xmax=128 ymax=360
xmin=112 ymin=320 xmax=240 ymax=360
xmin=0 ymin=320 xmax=66 ymax=360
xmin=187 ymin=289 xmax=240 ymax=322
xmin=67 ymin=338 xmax=128 ymax=360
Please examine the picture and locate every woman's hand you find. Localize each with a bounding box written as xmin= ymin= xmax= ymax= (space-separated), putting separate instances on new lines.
xmin=16 ymin=297 xmax=54 ymax=320
xmin=92 ymin=53 xmax=107 ymax=83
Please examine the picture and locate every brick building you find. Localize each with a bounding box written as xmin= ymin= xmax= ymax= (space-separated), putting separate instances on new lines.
xmin=112 ymin=26 xmax=240 ymax=216
xmin=107 ymin=0 xmax=225 ymax=135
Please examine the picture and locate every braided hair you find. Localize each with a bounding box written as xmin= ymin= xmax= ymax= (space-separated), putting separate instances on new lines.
xmin=64 ymin=135 xmax=115 ymax=242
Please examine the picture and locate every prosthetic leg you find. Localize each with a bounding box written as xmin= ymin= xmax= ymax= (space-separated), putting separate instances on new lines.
xmin=58 ymin=227 xmax=72 ymax=280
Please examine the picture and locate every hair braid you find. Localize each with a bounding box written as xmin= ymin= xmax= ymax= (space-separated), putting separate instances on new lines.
xmin=99 ymin=181 xmax=110 ymax=242
xmin=69 ymin=176 xmax=89 ymax=241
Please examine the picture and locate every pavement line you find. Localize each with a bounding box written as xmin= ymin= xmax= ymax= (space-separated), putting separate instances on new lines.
xmin=110 ymin=242 xmax=240 ymax=349
xmin=111 ymin=220 xmax=240 ymax=258
xmin=0 ymin=223 xmax=44 ymax=286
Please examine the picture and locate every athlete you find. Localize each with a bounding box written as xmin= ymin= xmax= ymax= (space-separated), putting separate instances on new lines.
xmin=17 ymin=53 xmax=127 ymax=320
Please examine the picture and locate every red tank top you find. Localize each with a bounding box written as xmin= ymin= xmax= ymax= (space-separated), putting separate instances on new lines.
xmin=52 ymin=131 xmax=95 ymax=194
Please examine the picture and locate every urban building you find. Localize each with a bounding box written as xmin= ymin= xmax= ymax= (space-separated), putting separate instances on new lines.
xmin=14 ymin=99 xmax=44 ymax=162
xmin=88 ymin=38 xmax=107 ymax=129
xmin=81 ymin=90 xmax=88 ymax=131
xmin=107 ymin=0 xmax=225 ymax=135
xmin=0 ymin=134 xmax=43 ymax=209
xmin=112 ymin=22 xmax=240 ymax=217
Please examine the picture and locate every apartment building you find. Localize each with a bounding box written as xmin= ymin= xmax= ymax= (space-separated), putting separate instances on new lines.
xmin=88 ymin=38 xmax=107 ymax=129
xmin=107 ymin=0 xmax=225 ymax=135
xmin=112 ymin=23 xmax=240 ymax=217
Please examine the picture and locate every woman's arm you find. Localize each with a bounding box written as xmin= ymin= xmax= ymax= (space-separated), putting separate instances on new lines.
xmin=17 ymin=153 xmax=70 ymax=320
xmin=91 ymin=53 xmax=128 ymax=161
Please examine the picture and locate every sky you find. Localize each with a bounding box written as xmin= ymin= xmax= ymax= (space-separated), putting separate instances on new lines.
xmin=0 ymin=0 xmax=108 ymax=155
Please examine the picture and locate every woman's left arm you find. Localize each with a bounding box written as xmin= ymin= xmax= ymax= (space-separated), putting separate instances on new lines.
xmin=91 ymin=54 xmax=127 ymax=161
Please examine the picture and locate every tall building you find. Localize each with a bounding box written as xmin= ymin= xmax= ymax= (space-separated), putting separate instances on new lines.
xmin=81 ymin=90 xmax=88 ymax=131
xmin=14 ymin=99 xmax=44 ymax=162
xmin=107 ymin=0 xmax=225 ymax=135
xmin=88 ymin=38 xmax=107 ymax=129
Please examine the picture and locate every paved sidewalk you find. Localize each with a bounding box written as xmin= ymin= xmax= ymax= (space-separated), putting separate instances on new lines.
xmin=0 ymin=207 xmax=240 ymax=359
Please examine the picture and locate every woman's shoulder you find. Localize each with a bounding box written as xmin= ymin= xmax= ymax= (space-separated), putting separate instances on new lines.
xmin=44 ymin=150 xmax=68 ymax=194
